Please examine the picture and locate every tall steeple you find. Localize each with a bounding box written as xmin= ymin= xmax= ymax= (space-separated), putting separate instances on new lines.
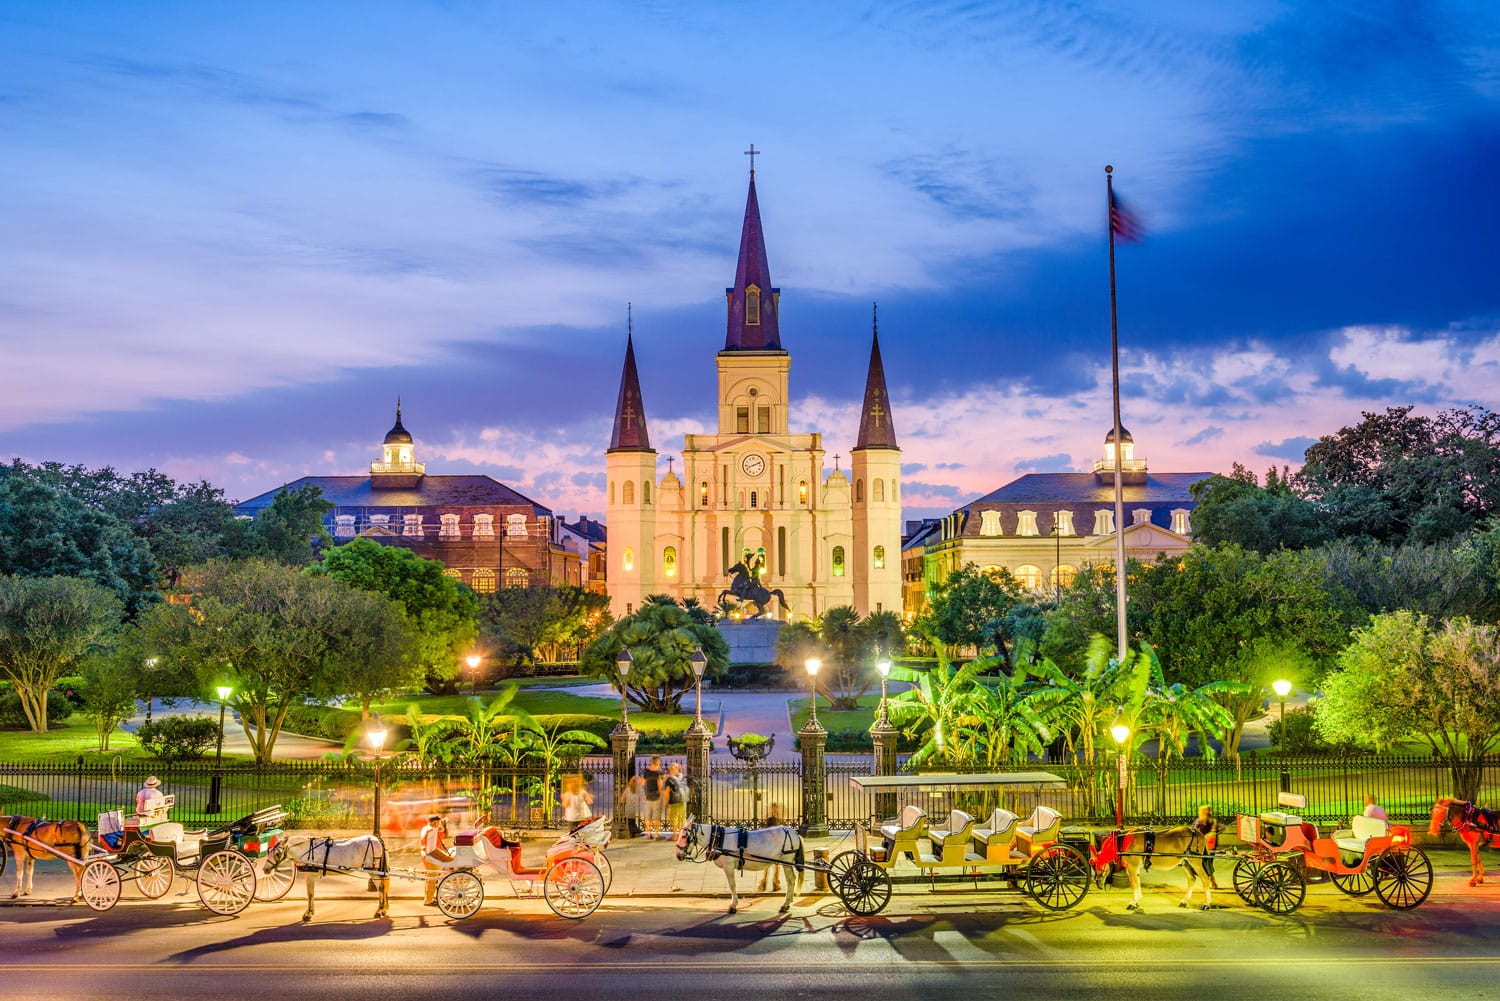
xmin=854 ymin=304 xmax=898 ymax=450
xmin=724 ymin=162 xmax=782 ymax=351
xmin=608 ymin=306 xmax=653 ymax=453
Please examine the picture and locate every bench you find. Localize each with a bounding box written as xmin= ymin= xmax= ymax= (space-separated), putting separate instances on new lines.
xmin=971 ymin=808 xmax=1019 ymax=863
xmin=1333 ymin=814 xmax=1390 ymax=856
xmin=917 ymin=810 xmax=977 ymax=867
xmin=1016 ymin=806 xmax=1061 ymax=856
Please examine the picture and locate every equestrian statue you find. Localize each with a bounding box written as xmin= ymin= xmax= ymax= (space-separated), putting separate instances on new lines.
xmin=718 ymin=547 xmax=786 ymax=620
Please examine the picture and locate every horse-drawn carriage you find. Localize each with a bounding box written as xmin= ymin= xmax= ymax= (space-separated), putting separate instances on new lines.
xmin=426 ymin=816 xmax=612 ymax=920
xmin=1230 ymin=792 xmax=1433 ymax=913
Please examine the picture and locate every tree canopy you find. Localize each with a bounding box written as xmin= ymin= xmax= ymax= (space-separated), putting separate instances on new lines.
xmin=479 ymin=584 xmax=609 ymax=668
xmin=912 ymin=563 xmax=1026 ymax=667
xmin=0 ymin=574 xmax=123 ymax=731
xmin=581 ymin=596 xmax=728 ymax=713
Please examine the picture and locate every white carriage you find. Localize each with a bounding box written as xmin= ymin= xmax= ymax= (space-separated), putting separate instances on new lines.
xmin=425 ymin=816 xmax=612 ymax=920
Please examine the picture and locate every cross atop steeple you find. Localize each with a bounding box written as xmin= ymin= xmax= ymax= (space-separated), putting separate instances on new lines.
xmin=744 ymin=143 xmax=760 ymax=175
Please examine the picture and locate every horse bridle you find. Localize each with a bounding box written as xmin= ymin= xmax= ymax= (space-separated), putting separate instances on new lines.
xmin=675 ymin=821 xmax=714 ymax=864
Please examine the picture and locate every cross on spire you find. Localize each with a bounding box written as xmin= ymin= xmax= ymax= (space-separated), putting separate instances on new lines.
xmin=667 ymin=456 xmax=675 ymax=475
xmin=834 ymin=453 xmax=841 ymax=471
xmin=744 ymin=143 xmax=760 ymax=175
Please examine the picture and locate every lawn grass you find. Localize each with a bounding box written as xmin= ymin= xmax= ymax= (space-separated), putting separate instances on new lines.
xmin=0 ymin=718 xmax=260 ymax=765
xmin=787 ymin=693 xmax=883 ymax=734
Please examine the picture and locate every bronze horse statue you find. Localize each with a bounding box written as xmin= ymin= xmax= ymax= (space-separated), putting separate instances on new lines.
xmin=718 ymin=561 xmax=786 ymax=620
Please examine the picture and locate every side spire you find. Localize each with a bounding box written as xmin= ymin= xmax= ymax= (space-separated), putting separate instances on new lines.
xmin=723 ymin=157 xmax=782 ymax=351
xmin=854 ymin=302 xmax=898 ymax=450
xmin=608 ymin=304 xmax=654 ymax=453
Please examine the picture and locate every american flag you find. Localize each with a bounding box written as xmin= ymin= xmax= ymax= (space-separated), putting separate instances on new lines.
xmin=1110 ymin=190 xmax=1143 ymax=242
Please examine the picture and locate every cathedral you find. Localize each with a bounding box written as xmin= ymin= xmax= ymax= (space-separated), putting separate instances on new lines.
xmin=604 ymin=168 xmax=903 ymax=622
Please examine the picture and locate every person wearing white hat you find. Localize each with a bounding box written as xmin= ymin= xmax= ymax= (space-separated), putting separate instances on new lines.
xmin=136 ymin=776 xmax=167 ymax=824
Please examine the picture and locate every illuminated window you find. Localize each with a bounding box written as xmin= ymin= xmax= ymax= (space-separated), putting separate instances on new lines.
xmin=979 ymin=510 xmax=1003 ymax=537
xmin=873 ymin=545 xmax=886 ymax=570
xmin=439 ymin=513 xmax=460 ymax=539
xmin=470 ymin=568 xmax=497 ymax=593
xmin=1092 ymin=509 xmax=1115 ymax=535
xmin=736 ymin=407 xmax=750 ymax=434
xmin=1051 ymin=564 xmax=1078 ymax=589
xmin=443 ymin=568 xmax=462 ymax=580
xmin=402 ymin=514 xmax=423 ymax=537
xmin=506 ymin=514 xmax=528 ymax=537
xmin=334 ymin=514 xmax=356 ymax=538
xmin=757 ymin=406 xmax=770 ymax=433
xmin=832 ymin=545 xmax=846 ymax=577
xmin=473 ymin=514 xmax=495 ymax=539
xmin=1054 ymin=510 xmax=1075 ymax=536
xmin=1132 ymin=508 xmax=1152 ymax=526
xmin=1017 ymin=511 xmax=1039 ymax=537
xmin=746 ymin=285 xmax=761 ymax=325
xmin=663 ymin=545 xmax=677 ymax=578
xmin=980 ymin=565 xmax=1005 ymax=579
xmin=504 ymin=568 xmax=528 ymax=588
xmin=1171 ymin=508 xmax=1192 ymax=535
xmin=873 ymin=479 xmax=884 ymax=502
xmin=369 ymin=514 xmax=390 ymax=529
xmin=1014 ymin=564 xmax=1042 ymax=589
xmin=622 ymin=547 xmax=635 ymax=572
xmin=623 ymin=480 xmax=635 ymax=505
xmin=799 ymin=480 xmax=808 ymax=505
xmin=700 ymin=481 xmax=710 ymax=507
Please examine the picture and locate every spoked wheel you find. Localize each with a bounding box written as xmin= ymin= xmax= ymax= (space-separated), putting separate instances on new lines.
xmin=1232 ymin=856 xmax=1264 ymax=903
xmin=543 ymin=857 xmax=605 ymax=919
xmin=836 ymin=860 xmax=893 ymax=916
xmin=826 ymin=850 xmax=863 ymax=893
xmin=1330 ymin=866 xmax=1376 ymax=896
xmin=436 ymin=870 xmax=484 ymax=920
xmin=80 ymin=859 xmax=122 ymax=912
xmin=1251 ymin=860 xmax=1306 ymax=914
xmin=1373 ymin=848 xmax=1433 ymax=910
xmin=1025 ymin=843 xmax=1092 ymax=911
xmin=197 ymin=850 xmax=256 ymax=915
xmin=252 ymin=846 xmax=295 ymax=902
xmin=590 ymin=851 xmax=613 ymax=894
xmin=133 ymin=854 xmax=173 ymax=898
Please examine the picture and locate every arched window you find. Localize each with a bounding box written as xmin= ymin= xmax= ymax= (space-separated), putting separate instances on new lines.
xmin=642 ymin=480 xmax=651 ymax=505
xmin=873 ymin=545 xmax=885 ymax=569
xmin=746 ymin=285 xmax=761 ymax=325
xmin=470 ymin=568 xmax=497 ymax=593
xmin=442 ymin=568 xmax=462 ymax=581
xmin=855 ymin=479 xmax=864 ymax=502
xmin=873 ymin=479 xmax=884 ymax=502
xmin=609 ymin=481 xmax=615 ymax=505
xmin=750 ymin=490 xmax=758 ymax=508
xmin=700 ymin=481 xmax=709 ymax=507
xmin=622 ymin=547 xmax=635 ymax=572
xmin=1051 ymin=564 xmax=1078 ymax=589
xmin=506 ymin=514 xmax=527 ymax=538
xmin=891 ymin=479 xmax=898 ymax=500
xmin=623 ymin=480 xmax=635 ymax=505
xmin=504 ymin=567 xmax=529 ymax=589
xmin=799 ymin=480 xmax=808 ymax=505
xmin=663 ymin=546 xmax=678 ymax=578
xmin=1014 ymin=564 xmax=1042 ymax=590
xmin=832 ymin=545 xmax=846 ymax=577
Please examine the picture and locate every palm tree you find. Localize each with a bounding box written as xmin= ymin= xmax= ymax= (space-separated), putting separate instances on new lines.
xmin=1132 ymin=643 xmax=1243 ymax=817
xmin=887 ymin=660 xmax=986 ymax=768
xmin=524 ymin=722 xmax=607 ymax=822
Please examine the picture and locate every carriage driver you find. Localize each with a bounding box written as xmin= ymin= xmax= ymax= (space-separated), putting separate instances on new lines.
xmin=135 ymin=776 xmax=168 ymax=825
xmin=420 ymin=814 xmax=453 ymax=906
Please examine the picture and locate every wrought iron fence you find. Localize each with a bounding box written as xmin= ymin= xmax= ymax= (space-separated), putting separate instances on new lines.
xmin=702 ymin=757 xmax=802 ymax=827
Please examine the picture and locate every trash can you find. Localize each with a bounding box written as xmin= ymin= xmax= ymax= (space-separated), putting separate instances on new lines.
xmin=812 ymin=848 xmax=830 ymax=891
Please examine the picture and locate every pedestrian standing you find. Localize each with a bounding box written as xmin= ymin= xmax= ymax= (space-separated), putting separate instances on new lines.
xmin=758 ymin=802 xmax=785 ymax=892
xmin=420 ymin=814 xmax=452 ymax=906
xmin=642 ymin=755 xmax=666 ymax=838
xmin=663 ymin=761 xmax=688 ymax=838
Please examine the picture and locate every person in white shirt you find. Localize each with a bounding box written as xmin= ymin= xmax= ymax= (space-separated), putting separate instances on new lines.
xmin=135 ymin=776 xmax=167 ymax=824
xmin=1363 ymin=794 xmax=1389 ymax=822
xmin=419 ymin=815 xmax=452 ymax=905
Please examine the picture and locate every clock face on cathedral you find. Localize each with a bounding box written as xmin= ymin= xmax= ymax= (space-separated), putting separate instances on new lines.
xmin=740 ymin=453 xmax=766 ymax=478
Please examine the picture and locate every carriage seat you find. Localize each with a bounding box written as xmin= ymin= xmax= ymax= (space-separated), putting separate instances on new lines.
xmin=1259 ymin=810 xmax=1303 ymax=827
xmin=879 ymin=805 xmax=927 ymax=843
xmin=1260 ymin=792 xmax=1308 ymax=828
xmin=972 ymin=808 xmax=1018 ymax=847
xmin=147 ymin=822 xmax=201 ymax=851
xmin=1016 ymin=806 xmax=1061 ymax=853
xmin=1333 ymin=814 xmax=1389 ymax=855
xmin=919 ymin=810 xmax=976 ymax=866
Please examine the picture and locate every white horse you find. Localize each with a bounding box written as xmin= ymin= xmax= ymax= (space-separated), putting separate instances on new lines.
xmin=285 ymin=834 xmax=389 ymax=921
xmin=674 ymin=816 xmax=805 ymax=914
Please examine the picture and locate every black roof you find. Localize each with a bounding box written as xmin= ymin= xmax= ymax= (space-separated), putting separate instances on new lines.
xmin=973 ymin=472 xmax=1210 ymax=505
xmin=234 ymin=475 xmax=551 ymax=516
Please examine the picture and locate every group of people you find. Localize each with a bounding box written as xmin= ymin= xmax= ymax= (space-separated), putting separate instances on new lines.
xmin=618 ymin=755 xmax=689 ymax=839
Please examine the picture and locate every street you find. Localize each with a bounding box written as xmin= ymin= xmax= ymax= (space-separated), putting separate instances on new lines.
xmin=5 ymin=861 xmax=1500 ymax=1001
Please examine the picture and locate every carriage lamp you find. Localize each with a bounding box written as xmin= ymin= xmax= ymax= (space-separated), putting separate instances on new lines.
xmin=615 ymin=648 xmax=634 ymax=731
xmin=367 ymin=715 xmax=388 ymax=837
xmin=805 ymin=657 xmax=822 ymax=727
xmin=206 ymin=684 xmax=233 ymax=815
xmin=466 ymin=653 xmax=483 ymax=696
xmin=875 ymin=653 xmax=893 ymax=726
xmin=690 ymin=646 xmax=708 ymax=723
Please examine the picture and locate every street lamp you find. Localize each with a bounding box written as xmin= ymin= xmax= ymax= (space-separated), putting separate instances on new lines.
xmin=366 ymin=714 xmax=388 ymax=837
xmin=689 ymin=645 xmax=708 ymax=724
xmin=466 ymin=653 xmax=482 ymax=696
xmin=874 ymin=651 xmax=893 ymax=726
xmin=615 ymin=648 xmax=634 ymax=733
xmin=143 ymin=656 xmax=159 ymax=725
xmin=205 ymin=684 xmax=232 ymax=815
xmin=1110 ymin=715 xmax=1131 ymax=827
xmin=805 ymin=657 xmax=822 ymax=728
xmin=1272 ymin=678 xmax=1293 ymax=792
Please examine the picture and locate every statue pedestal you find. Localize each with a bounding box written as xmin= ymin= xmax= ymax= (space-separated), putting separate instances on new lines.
xmin=716 ymin=619 xmax=785 ymax=666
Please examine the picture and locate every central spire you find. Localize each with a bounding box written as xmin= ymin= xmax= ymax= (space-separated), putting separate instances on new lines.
xmin=608 ymin=306 xmax=654 ymax=453
xmin=724 ymin=165 xmax=782 ymax=351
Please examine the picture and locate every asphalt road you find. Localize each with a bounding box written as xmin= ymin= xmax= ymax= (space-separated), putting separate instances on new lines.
xmin=6 ymin=867 xmax=1500 ymax=1001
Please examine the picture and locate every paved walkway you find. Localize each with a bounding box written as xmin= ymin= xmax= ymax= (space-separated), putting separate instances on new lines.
xmin=123 ymin=699 xmax=346 ymax=760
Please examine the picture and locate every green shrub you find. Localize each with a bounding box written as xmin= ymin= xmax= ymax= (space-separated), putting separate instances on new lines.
xmin=0 ymin=783 xmax=50 ymax=805
xmin=136 ymin=716 xmax=221 ymax=760
xmin=0 ymin=683 xmax=75 ymax=729
xmin=792 ymin=728 xmax=922 ymax=753
xmin=284 ymin=793 xmax=358 ymax=829
xmin=1268 ymin=706 xmax=1350 ymax=754
xmin=281 ymin=703 xmax=366 ymax=742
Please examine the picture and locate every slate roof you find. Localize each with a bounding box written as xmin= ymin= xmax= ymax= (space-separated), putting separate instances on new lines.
xmin=608 ymin=332 xmax=653 ymax=453
xmin=950 ymin=471 xmax=1212 ymax=538
xmin=854 ymin=322 xmax=898 ymax=450
xmin=234 ymin=475 xmax=551 ymax=517
xmin=723 ymin=173 xmax=782 ymax=351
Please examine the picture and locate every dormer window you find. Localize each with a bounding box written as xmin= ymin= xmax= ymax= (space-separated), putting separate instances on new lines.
xmin=1171 ymin=508 xmax=1192 ymax=534
xmin=1017 ymin=511 xmax=1040 ymax=537
xmin=1092 ymin=509 xmax=1115 ymax=535
xmin=746 ymin=285 xmax=761 ymax=325
xmin=506 ymin=514 xmax=528 ymax=538
xmin=439 ymin=513 xmax=460 ymax=540
xmin=1055 ymin=510 xmax=1076 ymax=536
xmin=1132 ymin=508 xmax=1152 ymax=526
xmin=979 ymin=510 xmax=1003 ymax=537
xmin=474 ymin=514 xmax=495 ymax=539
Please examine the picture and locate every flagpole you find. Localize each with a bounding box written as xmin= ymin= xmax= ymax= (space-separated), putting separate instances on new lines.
xmin=1106 ymin=164 xmax=1128 ymax=663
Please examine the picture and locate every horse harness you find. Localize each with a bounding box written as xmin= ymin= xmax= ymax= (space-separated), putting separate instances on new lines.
xmin=2 ymin=814 xmax=85 ymax=860
xmin=693 ymin=824 xmax=798 ymax=873
xmin=298 ymin=834 xmax=386 ymax=876
xmin=1456 ymin=802 xmax=1500 ymax=847
xmin=1107 ymin=826 xmax=1210 ymax=870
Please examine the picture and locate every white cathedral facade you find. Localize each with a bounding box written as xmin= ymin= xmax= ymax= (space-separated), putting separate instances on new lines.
xmin=604 ymin=169 xmax=903 ymax=622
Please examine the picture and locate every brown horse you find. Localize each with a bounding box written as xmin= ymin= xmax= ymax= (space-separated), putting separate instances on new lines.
xmin=2 ymin=814 xmax=93 ymax=901
xmin=1429 ymin=798 xmax=1500 ymax=886
xmin=1092 ymin=825 xmax=1216 ymax=911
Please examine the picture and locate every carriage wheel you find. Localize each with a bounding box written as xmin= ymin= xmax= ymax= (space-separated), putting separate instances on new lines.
xmin=1251 ymin=860 xmax=1305 ymax=914
xmin=826 ymin=849 xmax=863 ymax=893
xmin=590 ymin=851 xmax=613 ymax=894
xmin=543 ymin=857 xmax=605 ymax=920
xmin=197 ymin=850 xmax=256 ymax=915
xmin=1373 ymin=848 xmax=1433 ymax=910
xmin=1330 ymin=866 xmax=1375 ymax=897
xmin=836 ymin=860 xmax=893 ymax=916
xmin=133 ymin=854 xmax=173 ymax=898
xmin=1232 ymin=856 xmax=1264 ymax=903
xmin=436 ymin=870 xmax=484 ymax=920
xmin=252 ymin=846 xmax=295 ymax=902
xmin=1025 ymin=843 xmax=1091 ymax=911
xmin=80 ymin=859 xmax=122 ymax=912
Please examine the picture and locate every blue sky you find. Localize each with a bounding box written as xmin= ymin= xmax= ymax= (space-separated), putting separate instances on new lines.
xmin=3 ymin=2 xmax=1498 ymax=521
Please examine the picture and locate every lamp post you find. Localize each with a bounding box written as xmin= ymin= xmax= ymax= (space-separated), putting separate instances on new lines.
xmin=466 ymin=653 xmax=482 ymax=696
xmin=805 ymin=657 xmax=822 ymax=727
xmin=143 ymin=656 xmax=159 ymax=725
xmin=1272 ymin=678 xmax=1292 ymax=792
xmin=205 ymin=684 xmax=232 ymax=815
xmin=1110 ymin=717 xmax=1131 ymax=827
xmin=874 ymin=651 xmax=893 ymax=727
xmin=689 ymin=645 xmax=708 ymax=724
xmin=367 ymin=714 xmax=388 ymax=838
xmin=610 ymin=648 xmax=639 ymax=841
xmin=615 ymin=648 xmax=634 ymax=732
